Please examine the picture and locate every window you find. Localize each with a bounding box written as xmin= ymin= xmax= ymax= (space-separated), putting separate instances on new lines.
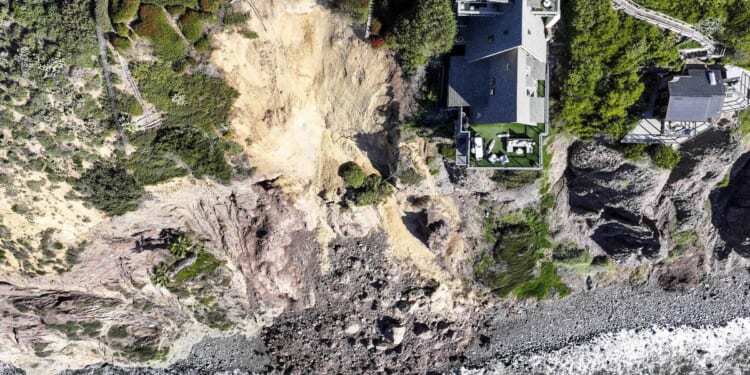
xmin=506 ymin=64 xmax=511 ymax=71
xmin=487 ymin=35 xmax=494 ymax=43
xmin=490 ymin=77 xmax=495 ymax=85
xmin=490 ymin=88 xmax=495 ymax=96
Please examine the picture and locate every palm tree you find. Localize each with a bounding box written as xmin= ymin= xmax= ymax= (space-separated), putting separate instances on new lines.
xmin=169 ymin=235 xmax=192 ymax=259
xmin=152 ymin=263 xmax=170 ymax=287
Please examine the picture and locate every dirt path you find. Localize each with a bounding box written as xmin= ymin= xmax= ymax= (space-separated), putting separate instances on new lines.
xmin=95 ymin=23 xmax=129 ymax=150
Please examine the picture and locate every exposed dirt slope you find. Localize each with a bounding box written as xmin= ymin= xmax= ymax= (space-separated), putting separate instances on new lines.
xmin=210 ymin=0 xmax=471 ymax=310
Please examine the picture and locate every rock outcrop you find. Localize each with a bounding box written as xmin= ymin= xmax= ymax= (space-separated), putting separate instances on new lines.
xmin=712 ymin=153 xmax=750 ymax=258
xmin=553 ymin=141 xmax=670 ymax=263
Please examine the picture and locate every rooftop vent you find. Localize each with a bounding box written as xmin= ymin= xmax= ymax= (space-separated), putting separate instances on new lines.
xmin=708 ymin=71 xmax=717 ymax=86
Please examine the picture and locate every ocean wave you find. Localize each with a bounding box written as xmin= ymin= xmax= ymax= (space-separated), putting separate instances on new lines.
xmin=465 ymin=317 xmax=750 ymax=375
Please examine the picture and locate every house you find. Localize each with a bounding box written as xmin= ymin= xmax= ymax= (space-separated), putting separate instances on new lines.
xmin=447 ymin=0 xmax=559 ymax=169
xmin=622 ymin=63 xmax=750 ymax=144
xmin=665 ymin=65 xmax=725 ymax=123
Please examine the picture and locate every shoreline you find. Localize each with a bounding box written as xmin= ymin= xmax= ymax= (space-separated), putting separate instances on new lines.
xmin=465 ymin=268 xmax=750 ymax=370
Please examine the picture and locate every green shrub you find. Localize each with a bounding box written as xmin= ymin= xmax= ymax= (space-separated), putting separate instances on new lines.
xmin=491 ymin=170 xmax=540 ymax=189
xmin=107 ymin=325 xmax=129 ymax=339
xmin=473 ymin=253 xmax=495 ymax=276
xmin=239 ymin=30 xmax=259 ymax=39
xmin=111 ymin=0 xmax=141 ymax=23
xmin=132 ymin=62 xmax=238 ymax=132
xmin=132 ymin=4 xmax=186 ymax=61
xmin=75 ymin=162 xmax=144 ymax=216
xmin=475 ymin=223 xmax=542 ymax=296
xmin=224 ymin=12 xmax=251 ymax=26
xmin=399 ymin=167 xmax=424 ymax=185
xmin=339 ymin=162 xmax=366 ymax=188
xmin=175 ymin=251 xmax=223 ymax=281
xmin=513 ymin=262 xmax=570 ymax=299
xmin=144 ymin=0 xmax=199 ymax=7
xmin=352 ymin=174 xmax=393 ymax=206
xmin=332 ymin=0 xmax=369 ymax=25
xmin=671 ymin=229 xmax=699 ymax=256
xmin=194 ymin=37 xmax=212 ymax=52
xmin=128 ymin=149 xmax=190 ymax=185
xmin=394 ymin=0 xmax=456 ymax=73
xmin=437 ymin=143 xmax=455 ymax=160
xmin=652 ymin=145 xmax=680 ymax=169
xmin=622 ymin=143 xmax=648 ymax=160
xmin=130 ymin=126 xmax=232 ymax=184
xmin=483 ymin=212 xmax=498 ymax=245
xmin=199 ymin=0 xmax=221 ymax=12
xmin=115 ymin=91 xmax=143 ymax=116
xmin=114 ymin=23 xmax=130 ymax=37
xmin=736 ymin=110 xmax=750 ymax=138
xmin=552 ymin=242 xmax=591 ymax=263
xmin=179 ymin=10 xmax=204 ymax=43
xmin=81 ymin=321 xmax=103 ymax=337
xmin=165 ymin=4 xmax=187 ymax=16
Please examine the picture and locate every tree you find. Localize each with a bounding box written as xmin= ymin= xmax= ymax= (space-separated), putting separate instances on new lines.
xmin=653 ymin=145 xmax=680 ymax=169
xmin=339 ymin=162 xmax=366 ymax=188
xmin=394 ymin=0 xmax=456 ymax=73
xmin=352 ymin=174 xmax=393 ymax=206
xmin=558 ymin=0 xmax=679 ymax=138
xmin=75 ymin=162 xmax=144 ymax=216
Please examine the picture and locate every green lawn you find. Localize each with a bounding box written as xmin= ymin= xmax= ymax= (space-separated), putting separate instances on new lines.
xmin=469 ymin=122 xmax=545 ymax=168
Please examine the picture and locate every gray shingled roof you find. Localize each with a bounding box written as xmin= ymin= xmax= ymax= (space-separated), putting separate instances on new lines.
xmin=666 ymin=68 xmax=725 ymax=121
xmin=464 ymin=0 xmax=524 ymax=62
xmin=447 ymin=0 xmax=548 ymax=125
xmin=447 ymin=56 xmax=477 ymax=107
xmin=669 ymin=69 xmax=725 ymax=97
xmin=665 ymin=96 xmax=722 ymax=122
xmin=471 ymin=49 xmax=519 ymax=124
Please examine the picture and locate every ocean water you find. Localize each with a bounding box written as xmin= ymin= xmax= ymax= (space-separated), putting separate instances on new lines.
xmin=464 ymin=317 xmax=750 ymax=375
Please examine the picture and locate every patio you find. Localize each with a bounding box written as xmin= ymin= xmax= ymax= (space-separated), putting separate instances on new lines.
xmin=468 ymin=122 xmax=544 ymax=168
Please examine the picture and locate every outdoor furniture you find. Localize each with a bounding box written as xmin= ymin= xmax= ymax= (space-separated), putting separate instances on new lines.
xmin=499 ymin=155 xmax=509 ymax=165
xmin=473 ymin=136 xmax=484 ymax=160
xmin=507 ymin=139 xmax=536 ymax=156
xmin=486 ymin=139 xmax=496 ymax=155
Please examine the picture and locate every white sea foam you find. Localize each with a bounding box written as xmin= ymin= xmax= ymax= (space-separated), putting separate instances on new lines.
xmin=465 ymin=317 xmax=750 ymax=375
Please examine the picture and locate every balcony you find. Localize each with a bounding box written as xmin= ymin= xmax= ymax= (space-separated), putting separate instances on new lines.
xmin=528 ymin=0 xmax=559 ymax=14
xmin=457 ymin=0 xmax=506 ymax=17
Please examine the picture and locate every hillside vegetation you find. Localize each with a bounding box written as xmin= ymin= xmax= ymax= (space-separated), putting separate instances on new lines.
xmin=71 ymin=0 xmax=250 ymax=217
xmin=634 ymin=0 xmax=750 ymax=54
xmin=558 ymin=0 xmax=679 ymax=138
